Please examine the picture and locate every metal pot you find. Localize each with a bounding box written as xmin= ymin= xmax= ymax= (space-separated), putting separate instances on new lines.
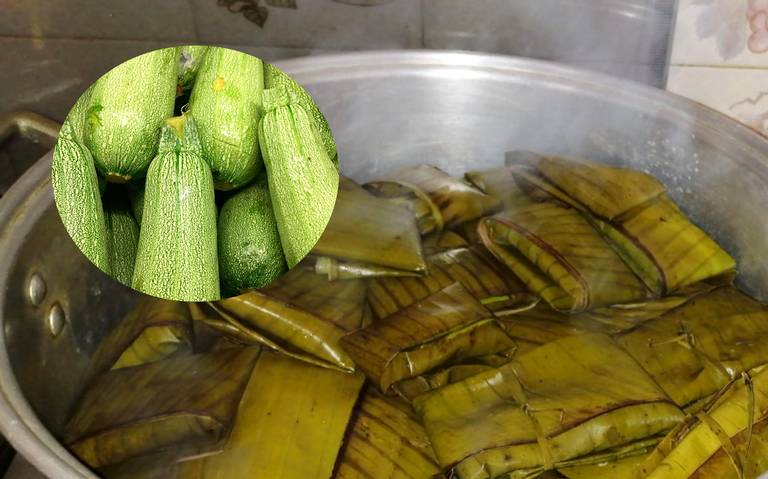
xmin=1 ymin=51 xmax=767 ymax=478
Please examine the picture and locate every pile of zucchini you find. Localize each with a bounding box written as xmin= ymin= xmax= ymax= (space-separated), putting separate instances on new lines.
xmin=52 ymin=46 xmax=339 ymax=301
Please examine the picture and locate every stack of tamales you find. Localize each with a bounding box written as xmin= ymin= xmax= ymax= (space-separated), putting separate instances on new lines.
xmin=64 ymin=156 xmax=768 ymax=479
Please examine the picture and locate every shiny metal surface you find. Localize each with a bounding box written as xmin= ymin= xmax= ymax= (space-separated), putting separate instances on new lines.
xmin=1 ymin=51 xmax=767 ymax=478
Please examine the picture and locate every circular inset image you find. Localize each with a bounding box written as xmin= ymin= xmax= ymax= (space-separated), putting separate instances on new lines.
xmin=52 ymin=46 xmax=340 ymax=301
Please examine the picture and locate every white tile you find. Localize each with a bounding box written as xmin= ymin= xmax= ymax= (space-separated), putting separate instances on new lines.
xmin=0 ymin=0 xmax=196 ymax=41
xmin=667 ymin=65 xmax=768 ymax=134
xmin=190 ymin=0 xmax=422 ymax=50
xmin=670 ymin=0 xmax=768 ymax=66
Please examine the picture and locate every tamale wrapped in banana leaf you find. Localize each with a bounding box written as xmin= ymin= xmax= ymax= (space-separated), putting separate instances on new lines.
xmin=413 ymin=333 xmax=684 ymax=479
xmin=465 ymin=166 xmax=531 ymax=210
xmin=363 ymin=178 xmax=444 ymax=235
xmin=557 ymin=454 xmax=648 ymax=479
xmin=65 ymin=347 xmax=259 ymax=468
xmin=639 ymin=367 xmax=768 ymax=479
xmin=421 ymin=229 xmax=469 ymax=255
xmin=616 ymin=286 xmax=768 ymax=409
xmin=480 ymin=199 xmax=649 ymax=312
xmin=335 ymin=389 xmax=441 ymax=478
xmin=368 ymin=244 xmax=531 ymax=319
xmin=178 ymin=351 xmax=364 ymax=478
xmin=366 ymin=164 xmax=502 ymax=227
xmin=343 ymin=282 xmax=516 ymax=392
xmin=312 ymin=179 xmax=426 ymax=276
xmin=88 ymin=298 xmax=192 ymax=376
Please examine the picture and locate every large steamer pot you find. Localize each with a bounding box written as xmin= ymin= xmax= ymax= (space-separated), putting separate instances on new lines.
xmin=1 ymin=51 xmax=768 ymax=478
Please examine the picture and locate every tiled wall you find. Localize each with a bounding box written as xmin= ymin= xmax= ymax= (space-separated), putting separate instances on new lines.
xmin=667 ymin=0 xmax=768 ymax=136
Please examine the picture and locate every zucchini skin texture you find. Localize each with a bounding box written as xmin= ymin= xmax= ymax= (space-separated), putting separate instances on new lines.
xmin=218 ymin=175 xmax=287 ymax=293
xmin=264 ymin=62 xmax=338 ymax=165
xmin=52 ymin=121 xmax=112 ymax=275
xmin=84 ymin=47 xmax=178 ymax=182
xmin=190 ymin=47 xmax=264 ymax=190
xmin=104 ymin=200 xmax=140 ymax=287
xmin=132 ymin=116 xmax=220 ymax=301
xmin=259 ymin=86 xmax=340 ymax=268
xmin=127 ymin=180 xmax=145 ymax=224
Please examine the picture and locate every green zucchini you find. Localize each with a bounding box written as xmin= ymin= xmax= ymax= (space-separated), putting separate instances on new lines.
xmin=189 ymin=47 xmax=264 ymax=190
xmin=264 ymin=62 xmax=337 ymax=165
xmin=132 ymin=115 xmax=220 ymax=301
xmin=259 ymin=85 xmax=339 ymax=268
xmin=127 ymin=180 xmax=145 ymax=224
xmin=103 ymin=190 xmax=140 ymax=287
xmin=68 ymin=84 xmax=94 ymax=144
xmin=52 ymin=120 xmax=111 ymax=275
xmin=177 ymin=45 xmax=209 ymax=92
xmin=218 ymin=175 xmax=287 ymax=294
xmin=84 ymin=47 xmax=178 ymax=182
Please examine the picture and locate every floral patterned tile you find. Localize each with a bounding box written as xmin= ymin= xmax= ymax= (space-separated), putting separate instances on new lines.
xmin=667 ymin=65 xmax=768 ymax=134
xmin=670 ymin=0 xmax=768 ymax=66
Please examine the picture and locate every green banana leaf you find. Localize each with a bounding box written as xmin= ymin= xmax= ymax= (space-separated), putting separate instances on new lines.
xmin=557 ymin=454 xmax=648 ymax=479
xmin=480 ymin=199 xmax=650 ymax=312
xmin=334 ymin=388 xmax=441 ymax=478
xmin=639 ymin=367 xmax=768 ymax=479
xmin=616 ymin=286 xmax=768 ymax=409
xmin=88 ymin=298 xmax=192 ymax=376
xmin=421 ymin=230 xmax=469 ymax=255
xmin=312 ymin=179 xmax=426 ymax=276
xmin=465 ymin=166 xmax=532 ymax=210
xmin=364 ymin=179 xmax=444 ymax=235
xmin=368 ymin=244 xmax=531 ymax=320
xmin=366 ymin=164 xmax=502 ymax=227
xmin=342 ymin=282 xmax=516 ymax=392
xmin=65 ymin=347 xmax=259 ymax=468
xmin=177 ymin=351 xmax=365 ymax=478
xmin=413 ymin=333 xmax=684 ymax=479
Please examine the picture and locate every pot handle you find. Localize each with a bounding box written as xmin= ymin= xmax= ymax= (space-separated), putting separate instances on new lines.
xmin=0 ymin=112 xmax=60 ymax=151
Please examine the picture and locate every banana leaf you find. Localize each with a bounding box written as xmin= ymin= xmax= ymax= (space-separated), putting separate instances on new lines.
xmin=557 ymin=454 xmax=648 ymax=479
xmin=363 ymin=179 xmax=444 ymax=235
xmin=342 ymin=282 xmax=516 ymax=392
xmin=334 ymin=388 xmax=441 ymax=478
xmin=366 ymin=164 xmax=502 ymax=227
xmin=616 ymin=286 xmax=768 ymax=409
xmin=466 ymin=166 xmax=532 ymax=210
xmin=314 ymin=256 xmax=423 ymax=280
xmin=88 ymin=298 xmax=192 ymax=376
xmin=480 ymin=200 xmax=650 ymax=312
xmin=312 ymin=180 xmax=426 ymax=276
xmin=65 ymin=347 xmax=259 ymax=468
xmin=368 ymin=245 xmax=531 ymax=320
xmin=188 ymin=302 xmax=267 ymax=347
xmin=99 ymin=443 xmax=224 ymax=479
xmin=422 ymin=229 xmax=469 ymax=255
xmin=639 ymin=367 xmax=768 ymax=479
xmin=413 ymin=333 xmax=685 ymax=479
xmin=177 ymin=351 xmax=365 ymax=478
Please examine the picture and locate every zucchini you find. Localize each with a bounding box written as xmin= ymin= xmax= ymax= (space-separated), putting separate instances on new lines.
xmin=127 ymin=180 xmax=145 ymax=224
xmin=259 ymin=85 xmax=339 ymax=268
xmin=132 ymin=115 xmax=220 ymax=301
xmin=84 ymin=47 xmax=178 ymax=182
xmin=189 ymin=47 xmax=264 ymax=190
xmin=218 ymin=175 xmax=287 ymax=294
xmin=264 ymin=62 xmax=337 ymax=165
xmin=103 ymin=189 xmax=140 ymax=287
xmin=52 ymin=120 xmax=111 ymax=275
xmin=177 ymin=45 xmax=209 ymax=92
xmin=68 ymin=84 xmax=94 ymax=144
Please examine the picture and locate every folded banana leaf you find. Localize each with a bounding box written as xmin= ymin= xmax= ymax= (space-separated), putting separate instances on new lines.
xmin=342 ymin=282 xmax=516 ymax=392
xmin=314 ymin=256 xmax=423 ymax=280
xmin=334 ymin=389 xmax=441 ymax=478
xmin=639 ymin=367 xmax=768 ymax=479
xmin=465 ymin=166 xmax=532 ymax=210
xmin=99 ymin=442 xmax=224 ymax=479
xmin=312 ymin=180 xmax=427 ymax=276
xmin=65 ymin=347 xmax=259 ymax=468
xmin=88 ymin=298 xmax=192 ymax=376
xmin=557 ymin=453 xmax=648 ymax=479
xmin=366 ymin=164 xmax=502 ymax=227
xmin=413 ymin=333 xmax=685 ymax=479
xmin=421 ymin=229 xmax=469 ymax=255
xmin=363 ymin=178 xmax=444 ymax=235
xmin=616 ymin=286 xmax=768 ymax=409
xmin=177 ymin=351 xmax=365 ymax=478
xmin=368 ymin=244 xmax=531 ymax=320
xmin=496 ymin=303 xmax=604 ymax=346
xmin=480 ymin=200 xmax=650 ymax=312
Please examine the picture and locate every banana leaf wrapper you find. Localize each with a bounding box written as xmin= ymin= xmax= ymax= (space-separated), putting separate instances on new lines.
xmin=364 ymin=179 xmax=444 ymax=235
xmin=616 ymin=286 xmax=768 ymax=409
xmin=368 ymin=244 xmax=532 ymax=320
xmin=312 ymin=180 xmax=426 ymax=275
xmin=413 ymin=333 xmax=685 ymax=479
xmin=557 ymin=454 xmax=648 ymax=479
xmin=480 ymin=200 xmax=649 ymax=312
xmin=639 ymin=367 xmax=768 ymax=479
xmin=314 ymin=256 xmax=423 ymax=281
xmin=177 ymin=351 xmax=365 ymax=478
xmin=88 ymin=298 xmax=192 ymax=376
xmin=65 ymin=347 xmax=259 ymax=468
xmin=335 ymin=388 xmax=441 ymax=478
xmin=98 ymin=442 xmax=224 ymax=479
xmin=421 ymin=229 xmax=469 ymax=255
xmin=342 ymin=282 xmax=516 ymax=392
xmin=366 ymin=164 xmax=502 ymax=227
xmin=466 ymin=166 xmax=532 ymax=210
